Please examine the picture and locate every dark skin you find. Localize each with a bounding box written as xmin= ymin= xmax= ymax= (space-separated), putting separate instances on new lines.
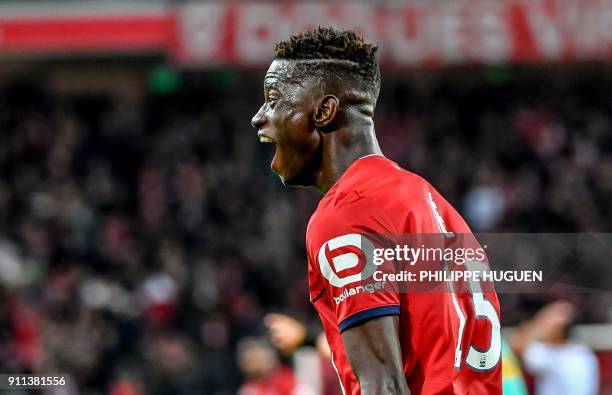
xmin=252 ymin=59 xmax=410 ymax=394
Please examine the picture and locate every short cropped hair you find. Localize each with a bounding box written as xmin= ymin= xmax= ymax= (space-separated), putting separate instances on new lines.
xmin=273 ymin=27 xmax=381 ymax=101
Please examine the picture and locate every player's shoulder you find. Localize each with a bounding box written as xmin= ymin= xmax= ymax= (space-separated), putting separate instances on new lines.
xmin=328 ymin=155 xmax=430 ymax=206
xmin=307 ymin=156 xmax=431 ymax=230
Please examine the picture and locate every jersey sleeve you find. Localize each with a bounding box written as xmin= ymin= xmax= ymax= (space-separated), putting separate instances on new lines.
xmin=307 ymin=197 xmax=400 ymax=332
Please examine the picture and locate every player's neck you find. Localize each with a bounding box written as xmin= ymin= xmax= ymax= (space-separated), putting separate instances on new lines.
xmin=314 ymin=122 xmax=382 ymax=194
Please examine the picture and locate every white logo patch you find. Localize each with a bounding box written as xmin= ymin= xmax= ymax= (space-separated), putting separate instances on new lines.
xmin=317 ymin=234 xmax=376 ymax=287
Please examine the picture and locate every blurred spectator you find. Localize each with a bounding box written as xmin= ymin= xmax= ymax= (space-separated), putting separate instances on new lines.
xmin=144 ymin=332 xmax=204 ymax=395
xmin=237 ymin=337 xmax=301 ymax=395
xmin=264 ymin=314 xmax=308 ymax=356
xmin=509 ymin=301 xmax=600 ymax=395
xmin=264 ymin=313 xmax=329 ymax=358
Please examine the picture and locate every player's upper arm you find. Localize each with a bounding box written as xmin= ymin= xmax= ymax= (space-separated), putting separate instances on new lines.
xmin=342 ymin=315 xmax=410 ymax=395
xmin=309 ymin=197 xmax=401 ymax=330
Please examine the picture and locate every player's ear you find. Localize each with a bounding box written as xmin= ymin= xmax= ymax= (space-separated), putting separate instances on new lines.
xmin=313 ymin=95 xmax=339 ymax=130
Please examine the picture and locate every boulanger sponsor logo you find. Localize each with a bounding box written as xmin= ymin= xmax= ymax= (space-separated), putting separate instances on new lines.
xmin=333 ymin=281 xmax=385 ymax=305
xmin=317 ymin=233 xmax=377 ymax=288
xmin=318 ymin=234 xmax=387 ymax=304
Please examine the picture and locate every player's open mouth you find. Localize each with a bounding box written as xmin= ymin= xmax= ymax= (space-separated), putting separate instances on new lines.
xmin=257 ymin=131 xmax=276 ymax=144
xmin=259 ymin=136 xmax=275 ymax=143
xmin=258 ymin=131 xmax=279 ymax=171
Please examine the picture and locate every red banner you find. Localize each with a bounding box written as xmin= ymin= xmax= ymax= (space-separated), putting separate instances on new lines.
xmin=0 ymin=4 xmax=174 ymax=55
xmin=176 ymin=0 xmax=612 ymax=66
xmin=1 ymin=1 xmax=612 ymax=66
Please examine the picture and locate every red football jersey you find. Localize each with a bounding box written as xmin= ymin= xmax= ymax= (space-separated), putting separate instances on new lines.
xmin=306 ymin=155 xmax=502 ymax=395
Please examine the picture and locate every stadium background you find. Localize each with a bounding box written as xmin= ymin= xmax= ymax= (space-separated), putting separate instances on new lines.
xmin=0 ymin=0 xmax=611 ymax=394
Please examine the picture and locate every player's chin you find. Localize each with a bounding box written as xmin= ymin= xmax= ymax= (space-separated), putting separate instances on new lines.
xmin=280 ymin=177 xmax=312 ymax=188
xmin=276 ymin=167 xmax=316 ymax=187
xmin=277 ymin=172 xmax=309 ymax=187
xmin=273 ymin=154 xmax=318 ymax=187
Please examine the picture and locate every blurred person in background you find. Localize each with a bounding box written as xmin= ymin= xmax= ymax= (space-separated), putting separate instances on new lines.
xmin=509 ymin=300 xmax=599 ymax=395
xmin=265 ymin=313 xmax=348 ymax=395
xmin=264 ymin=313 xmax=329 ymax=358
xmin=237 ymin=336 xmax=311 ymax=395
xmin=143 ymin=332 xmax=205 ymax=395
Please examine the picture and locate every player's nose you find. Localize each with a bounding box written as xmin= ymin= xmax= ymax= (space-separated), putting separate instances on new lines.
xmin=251 ymin=105 xmax=266 ymax=129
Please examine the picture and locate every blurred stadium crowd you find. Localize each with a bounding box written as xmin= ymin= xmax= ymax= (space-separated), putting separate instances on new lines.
xmin=0 ymin=63 xmax=611 ymax=394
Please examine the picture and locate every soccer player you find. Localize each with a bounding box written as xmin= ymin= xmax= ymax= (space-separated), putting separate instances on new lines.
xmin=252 ymin=27 xmax=502 ymax=394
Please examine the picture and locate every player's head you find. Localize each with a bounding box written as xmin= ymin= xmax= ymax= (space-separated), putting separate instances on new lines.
xmin=236 ymin=337 xmax=278 ymax=379
xmin=252 ymin=26 xmax=380 ymax=187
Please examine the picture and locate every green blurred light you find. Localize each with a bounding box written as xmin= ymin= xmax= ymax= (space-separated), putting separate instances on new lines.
xmin=149 ymin=65 xmax=181 ymax=94
xmin=484 ymin=64 xmax=513 ymax=84
xmin=210 ymin=69 xmax=239 ymax=90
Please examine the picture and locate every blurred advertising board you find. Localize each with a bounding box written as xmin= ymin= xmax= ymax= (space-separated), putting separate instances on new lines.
xmin=1 ymin=0 xmax=611 ymax=66
xmin=175 ymin=0 xmax=612 ymax=66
